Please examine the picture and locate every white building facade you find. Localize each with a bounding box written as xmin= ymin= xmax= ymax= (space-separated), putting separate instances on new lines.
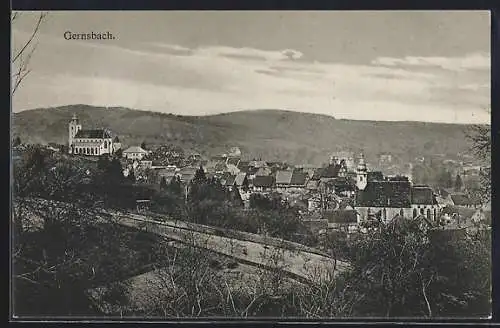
xmin=68 ymin=114 xmax=115 ymax=156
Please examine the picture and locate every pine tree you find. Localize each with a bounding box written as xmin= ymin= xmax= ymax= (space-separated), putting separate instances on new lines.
xmin=193 ymin=165 xmax=206 ymax=184
xmin=454 ymin=174 xmax=463 ymax=192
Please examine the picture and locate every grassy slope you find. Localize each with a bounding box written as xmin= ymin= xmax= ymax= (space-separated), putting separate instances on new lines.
xmin=12 ymin=104 xmax=472 ymax=166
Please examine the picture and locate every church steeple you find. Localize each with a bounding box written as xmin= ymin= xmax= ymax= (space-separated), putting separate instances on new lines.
xmin=68 ymin=113 xmax=82 ymax=154
xmin=356 ymin=153 xmax=368 ymax=190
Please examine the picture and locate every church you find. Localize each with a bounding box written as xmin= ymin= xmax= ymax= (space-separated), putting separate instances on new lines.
xmin=354 ymin=154 xmax=442 ymax=224
xmin=68 ymin=114 xmax=119 ymax=156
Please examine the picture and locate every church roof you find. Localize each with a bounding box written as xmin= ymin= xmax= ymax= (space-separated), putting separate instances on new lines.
xmin=411 ymin=186 xmax=437 ymax=205
xmin=75 ymin=129 xmax=111 ymax=139
xmin=356 ymin=180 xmax=412 ymax=208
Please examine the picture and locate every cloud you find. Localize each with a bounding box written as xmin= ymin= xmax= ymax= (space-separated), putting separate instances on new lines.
xmin=371 ymin=52 xmax=490 ymax=72
xmin=146 ymin=42 xmax=194 ymax=56
xmin=11 ymin=30 xmax=490 ymax=124
xmin=194 ymin=46 xmax=304 ymax=62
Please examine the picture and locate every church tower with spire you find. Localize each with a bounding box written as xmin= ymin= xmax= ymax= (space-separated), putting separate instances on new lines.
xmin=68 ymin=113 xmax=82 ymax=154
xmin=356 ymin=153 xmax=368 ymax=190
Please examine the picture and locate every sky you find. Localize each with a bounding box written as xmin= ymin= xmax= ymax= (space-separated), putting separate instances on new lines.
xmin=11 ymin=11 xmax=491 ymax=123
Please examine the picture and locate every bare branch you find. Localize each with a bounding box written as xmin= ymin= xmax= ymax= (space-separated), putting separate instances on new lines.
xmin=11 ymin=12 xmax=48 ymax=95
xmin=12 ymin=12 xmax=47 ymax=63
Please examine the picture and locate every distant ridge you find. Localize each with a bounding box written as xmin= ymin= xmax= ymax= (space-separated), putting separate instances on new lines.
xmin=12 ymin=104 xmax=473 ymax=166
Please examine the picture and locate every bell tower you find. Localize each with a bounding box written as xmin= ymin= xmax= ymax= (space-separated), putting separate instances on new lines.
xmin=68 ymin=113 xmax=82 ymax=154
xmin=356 ymin=153 xmax=368 ymax=190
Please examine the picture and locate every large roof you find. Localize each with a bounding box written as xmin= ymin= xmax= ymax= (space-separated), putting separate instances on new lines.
xmin=450 ymin=193 xmax=482 ymax=206
xmin=75 ymin=129 xmax=112 ymax=139
xmin=321 ymin=163 xmax=342 ymax=179
xmin=290 ymin=171 xmax=308 ymax=186
xmin=411 ymin=186 xmax=437 ymax=205
xmin=253 ymin=175 xmax=274 ymax=188
xmin=221 ymin=174 xmax=237 ymax=186
xmin=123 ymin=146 xmax=148 ymax=154
xmin=234 ymin=172 xmax=247 ymax=186
xmin=276 ymin=170 xmax=293 ymax=185
xmin=356 ymin=180 xmax=412 ymax=208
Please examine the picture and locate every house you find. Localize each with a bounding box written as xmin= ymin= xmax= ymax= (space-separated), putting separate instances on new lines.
xmin=68 ymin=114 xmax=116 ymax=156
xmin=226 ymin=163 xmax=241 ymax=175
xmin=123 ymin=146 xmax=149 ymax=160
xmin=449 ymin=193 xmax=482 ymax=209
xmin=252 ymin=175 xmax=274 ymax=192
xmin=319 ymin=159 xmax=348 ymax=182
xmin=221 ymin=174 xmax=237 ymax=191
xmin=275 ymin=170 xmax=293 ymax=190
xmin=237 ymin=161 xmax=250 ymax=173
xmin=322 ymin=177 xmax=356 ymax=197
xmin=289 ymin=170 xmax=309 ymax=189
xmin=234 ymin=172 xmax=249 ymax=191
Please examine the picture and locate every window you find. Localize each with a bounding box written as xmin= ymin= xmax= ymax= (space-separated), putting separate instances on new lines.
xmin=434 ymin=208 xmax=437 ymax=220
xmin=420 ymin=208 xmax=424 ymax=215
xmin=400 ymin=209 xmax=404 ymax=217
xmin=383 ymin=208 xmax=387 ymax=220
xmin=413 ymin=208 xmax=417 ymax=218
xmin=427 ymin=209 xmax=431 ymax=220
xmin=104 ymin=141 xmax=108 ymax=148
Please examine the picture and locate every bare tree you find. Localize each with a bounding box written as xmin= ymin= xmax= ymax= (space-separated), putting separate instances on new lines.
xmin=466 ymin=106 xmax=491 ymax=202
xmin=11 ymin=11 xmax=48 ymax=95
